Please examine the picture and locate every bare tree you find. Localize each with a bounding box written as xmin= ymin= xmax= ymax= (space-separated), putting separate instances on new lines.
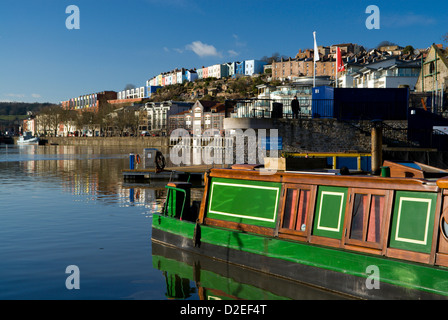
xmin=114 ymin=107 xmax=139 ymax=136
xmin=94 ymin=101 xmax=116 ymax=136
xmin=38 ymin=105 xmax=64 ymax=136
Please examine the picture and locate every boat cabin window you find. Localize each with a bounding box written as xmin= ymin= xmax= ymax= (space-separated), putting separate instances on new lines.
xmin=344 ymin=189 xmax=389 ymax=249
xmin=388 ymin=191 xmax=437 ymax=254
xmin=312 ymin=186 xmax=348 ymax=239
xmin=280 ymin=184 xmax=316 ymax=237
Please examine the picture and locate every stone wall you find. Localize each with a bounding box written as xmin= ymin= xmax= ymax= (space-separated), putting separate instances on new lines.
xmin=272 ymin=119 xmax=370 ymax=153
xmin=43 ymin=136 xmax=169 ymax=148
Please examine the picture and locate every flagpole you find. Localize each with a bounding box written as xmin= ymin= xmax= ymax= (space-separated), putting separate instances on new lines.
xmin=335 ymin=47 xmax=338 ymax=88
xmin=313 ymin=31 xmax=318 ymax=88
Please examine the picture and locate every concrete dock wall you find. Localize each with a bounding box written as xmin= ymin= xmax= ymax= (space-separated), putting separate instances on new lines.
xmin=42 ymin=136 xmax=169 ymax=148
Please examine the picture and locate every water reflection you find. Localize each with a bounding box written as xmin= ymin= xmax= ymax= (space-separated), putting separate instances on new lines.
xmin=0 ymin=144 xmax=172 ymax=299
xmin=0 ymin=144 xmax=170 ymax=209
xmin=152 ymin=242 xmax=348 ymax=300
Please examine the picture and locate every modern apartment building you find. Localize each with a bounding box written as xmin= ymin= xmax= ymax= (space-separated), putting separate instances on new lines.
xmin=352 ymin=61 xmax=421 ymax=90
xmin=338 ymin=57 xmax=421 ymax=89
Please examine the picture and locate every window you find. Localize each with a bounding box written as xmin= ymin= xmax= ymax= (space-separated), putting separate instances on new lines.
xmin=389 ymin=191 xmax=437 ymax=254
xmin=429 ymin=62 xmax=435 ymax=74
xmin=343 ymin=189 xmax=390 ymax=250
xmin=312 ymin=186 xmax=348 ymax=239
xmin=280 ymin=184 xmax=315 ymax=236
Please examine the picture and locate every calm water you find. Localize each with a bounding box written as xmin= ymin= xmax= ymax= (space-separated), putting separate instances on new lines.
xmin=0 ymin=144 xmax=345 ymax=300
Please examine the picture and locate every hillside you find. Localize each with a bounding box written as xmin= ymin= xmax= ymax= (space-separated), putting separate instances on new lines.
xmin=0 ymin=102 xmax=57 ymax=116
xmin=149 ymin=74 xmax=280 ymax=102
xmin=0 ymin=102 xmax=59 ymax=131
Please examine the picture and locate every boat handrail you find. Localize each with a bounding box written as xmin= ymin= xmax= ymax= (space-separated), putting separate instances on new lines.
xmin=164 ymin=185 xmax=187 ymax=221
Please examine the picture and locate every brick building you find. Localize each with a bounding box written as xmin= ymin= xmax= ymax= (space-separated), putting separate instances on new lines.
xmin=271 ymin=57 xmax=336 ymax=81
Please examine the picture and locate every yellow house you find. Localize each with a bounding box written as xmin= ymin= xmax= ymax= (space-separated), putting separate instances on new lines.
xmin=415 ymin=44 xmax=448 ymax=94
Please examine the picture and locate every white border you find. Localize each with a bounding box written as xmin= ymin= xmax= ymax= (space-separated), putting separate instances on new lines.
xmin=394 ymin=197 xmax=432 ymax=245
xmin=316 ymin=191 xmax=345 ymax=232
xmin=208 ymin=182 xmax=279 ymax=223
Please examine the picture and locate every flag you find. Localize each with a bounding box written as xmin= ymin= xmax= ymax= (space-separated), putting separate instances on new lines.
xmin=313 ymin=31 xmax=319 ymax=62
xmin=336 ymin=47 xmax=345 ymax=72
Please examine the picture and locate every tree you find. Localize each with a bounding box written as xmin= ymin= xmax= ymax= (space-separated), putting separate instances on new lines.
xmin=403 ymin=45 xmax=415 ymax=54
xmin=443 ymin=33 xmax=448 ymax=44
xmin=114 ymin=107 xmax=139 ymax=136
xmin=94 ymin=100 xmax=116 ymax=136
xmin=260 ymin=53 xmax=282 ymax=64
xmin=124 ymin=84 xmax=136 ymax=91
xmin=38 ymin=105 xmax=64 ymax=136
xmin=376 ymin=41 xmax=398 ymax=49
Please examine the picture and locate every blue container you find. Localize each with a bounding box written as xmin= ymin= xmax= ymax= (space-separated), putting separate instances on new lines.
xmin=129 ymin=153 xmax=135 ymax=170
xmin=311 ymin=86 xmax=409 ymax=120
xmin=312 ymin=86 xmax=335 ymax=118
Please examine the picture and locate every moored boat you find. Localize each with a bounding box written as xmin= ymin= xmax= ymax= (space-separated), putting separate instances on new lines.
xmin=151 ymin=161 xmax=448 ymax=299
xmin=17 ymin=132 xmax=39 ymax=145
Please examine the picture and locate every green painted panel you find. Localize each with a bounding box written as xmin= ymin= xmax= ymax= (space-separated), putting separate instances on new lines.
xmin=312 ymin=186 xmax=348 ymax=239
xmin=206 ymin=177 xmax=281 ymax=228
xmin=389 ymin=191 xmax=438 ymax=253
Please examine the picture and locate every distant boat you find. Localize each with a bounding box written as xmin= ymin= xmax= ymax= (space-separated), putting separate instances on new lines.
xmin=17 ymin=132 xmax=40 ymax=145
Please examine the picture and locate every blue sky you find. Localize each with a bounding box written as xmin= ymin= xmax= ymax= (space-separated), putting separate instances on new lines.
xmin=0 ymin=0 xmax=447 ymax=104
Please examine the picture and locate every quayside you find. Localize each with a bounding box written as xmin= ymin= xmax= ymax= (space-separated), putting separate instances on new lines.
xmin=151 ymin=161 xmax=448 ymax=299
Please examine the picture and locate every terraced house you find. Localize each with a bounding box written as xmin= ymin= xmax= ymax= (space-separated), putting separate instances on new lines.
xmin=61 ymin=91 xmax=117 ymax=112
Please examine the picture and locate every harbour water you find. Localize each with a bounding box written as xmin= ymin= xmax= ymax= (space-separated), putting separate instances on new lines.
xmin=0 ymin=144 xmax=346 ymax=300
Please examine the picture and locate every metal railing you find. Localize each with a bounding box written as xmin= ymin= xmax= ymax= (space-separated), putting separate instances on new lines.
xmin=228 ymin=98 xmax=314 ymax=119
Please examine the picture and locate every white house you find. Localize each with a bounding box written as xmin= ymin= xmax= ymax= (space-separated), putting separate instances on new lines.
xmin=351 ymin=61 xmax=421 ymax=90
xmin=338 ymin=58 xmax=421 ymax=90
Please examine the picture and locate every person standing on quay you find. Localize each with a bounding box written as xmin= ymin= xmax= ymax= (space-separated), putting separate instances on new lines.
xmin=291 ymin=96 xmax=300 ymax=119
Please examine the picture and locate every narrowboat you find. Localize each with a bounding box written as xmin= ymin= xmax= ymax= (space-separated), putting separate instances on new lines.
xmin=151 ymin=161 xmax=448 ymax=299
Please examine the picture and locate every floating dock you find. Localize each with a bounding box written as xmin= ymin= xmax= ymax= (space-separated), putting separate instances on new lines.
xmin=122 ymin=165 xmax=212 ymax=182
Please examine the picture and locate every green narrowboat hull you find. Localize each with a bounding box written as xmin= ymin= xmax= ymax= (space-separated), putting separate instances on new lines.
xmin=152 ymin=213 xmax=448 ymax=299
